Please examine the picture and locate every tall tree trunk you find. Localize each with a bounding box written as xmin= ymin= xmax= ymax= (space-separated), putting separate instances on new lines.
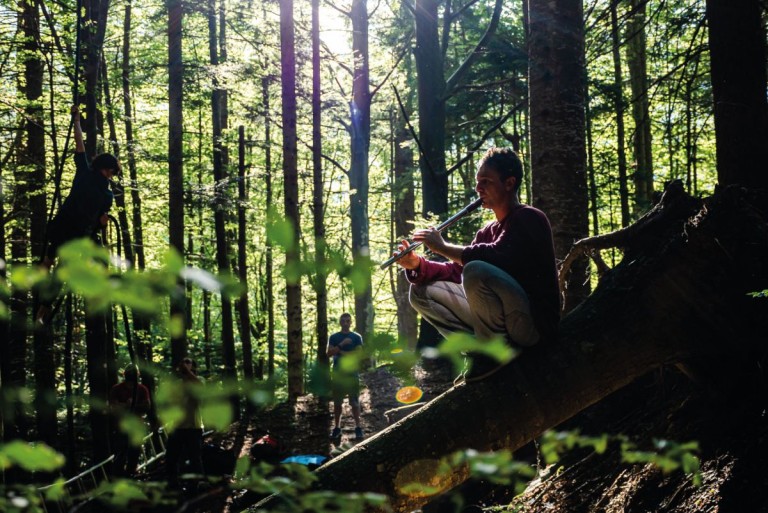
xmin=392 ymin=106 xmax=417 ymax=346
xmin=122 ymin=0 xmax=145 ymax=270
xmin=610 ymin=1 xmax=630 ymax=227
xmin=102 ymin=57 xmax=134 ymax=265
xmin=102 ymin=57 xmax=148 ymax=399
xmin=218 ymin=0 xmax=229 ymax=170
xmin=19 ymin=0 xmax=56 ymax=448
xmin=311 ymin=0 xmax=328 ymax=364
xmin=208 ymin=0 xmax=239 ymax=417
xmin=6 ymin=201 xmax=27 ymax=444
xmin=81 ymin=0 xmax=110 ymax=155
xmin=0 ymin=156 xmax=6 ymax=443
xmin=626 ymin=0 xmax=653 ymax=214
xmin=6 ymin=0 xmax=32 ymax=444
xmin=237 ymin=126 xmax=254 ymax=382
xmin=413 ymin=0 xmax=448 ymax=216
xmin=64 ymin=294 xmax=76 ymax=474
xmin=350 ymin=0 xmax=373 ymax=340
xmin=528 ymin=0 xmax=589 ymax=311
xmin=203 ymin=290 xmax=212 ymax=371
xmin=168 ymin=0 xmax=186 ymax=362
xmin=586 ymin=94 xmax=599 ymax=236
xmin=706 ymin=0 xmax=768 ymax=189
xmin=280 ymin=0 xmax=303 ymax=399
xmin=262 ymin=75 xmax=276 ymax=378
xmin=412 ymin=0 xmax=503 ymax=217
xmin=121 ymin=0 xmax=153 ymax=393
xmin=86 ymin=311 xmax=111 ymax=463
xmin=684 ymin=56 xmax=701 ymax=195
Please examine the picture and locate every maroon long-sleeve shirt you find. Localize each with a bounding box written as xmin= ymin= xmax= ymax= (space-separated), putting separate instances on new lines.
xmin=405 ymin=204 xmax=560 ymax=341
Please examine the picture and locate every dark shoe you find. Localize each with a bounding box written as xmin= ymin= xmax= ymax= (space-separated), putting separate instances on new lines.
xmin=354 ymin=427 xmax=364 ymax=440
xmin=330 ymin=427 xmax=341 ymax=439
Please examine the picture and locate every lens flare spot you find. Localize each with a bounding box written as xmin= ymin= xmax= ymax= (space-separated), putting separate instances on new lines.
xmin=395 ymin=386 xmax=423 ymax=404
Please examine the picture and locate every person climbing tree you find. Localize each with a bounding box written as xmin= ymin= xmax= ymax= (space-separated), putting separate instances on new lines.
xmin=37 ymin=105 xmax=120 ymax=323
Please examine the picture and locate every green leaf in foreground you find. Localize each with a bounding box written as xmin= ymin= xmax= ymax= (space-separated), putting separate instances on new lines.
xmin=0 ymin=441 xmax=65 ymax=472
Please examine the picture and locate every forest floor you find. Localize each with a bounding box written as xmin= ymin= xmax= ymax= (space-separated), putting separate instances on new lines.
xmin=198 ymin=360 xmax=456 ymax=513
xmin=179 ymin=363 xmax=767 ymax=513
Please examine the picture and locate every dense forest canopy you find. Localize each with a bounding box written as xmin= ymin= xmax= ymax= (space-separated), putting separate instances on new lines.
xmin=0 ymin=0 xmax=766 ymax=508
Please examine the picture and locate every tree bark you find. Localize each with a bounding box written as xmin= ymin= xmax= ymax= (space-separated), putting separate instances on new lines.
xmin=64 ymin=294 xmax=76 ymax=474
xmin=706 ymin=0 xmax=768 ymax=189
xmin=528 ymin=0 xmax=589 ymax=311
xmin=626 ymin=0 xmax=653 ymax=214
xmin=311 ymin=0 xmax=328 ymax=364
xmin=168 ymin=0 xmax=186 ymax=361
xmin=280 ymin=0 xmax=303 ymax=399
xmin=86 ymin=310 xmax=112 ymax=463
xmin=261 ymin=74 xmax=276 ymax=378
xmin=237 ymin=126 xmax=254 ymax=383
xmin=253 ymin=186 xmax=768 ymax=513
xmin=19 ymin=0 xmax=57 ymax=449
xmin=81 ymin=0 xmax=110 ymax=155
xmin=122 ymin=0 xmax=145 ymax=271
xmin=413 ymin=0 xmax=447 ymax=216
xmin=208 ymin=0 xmax=239 ymax=417
xmin=349 ymin=0 xmax=373 ymax=340
xmin=610 ymin=1 xmax=630 ymax=227
xmin=119 ymin=4 xmax=154 ymax=392
xmin=392 ymin=105 xmax=417 ymax=346
xmin=412 ymin=0 xmax=504 ymax=217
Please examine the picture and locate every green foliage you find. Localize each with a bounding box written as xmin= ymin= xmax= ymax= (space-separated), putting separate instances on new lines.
xmin=119 ymin=415 xmax=150 ymax=447
xmin=91 ymin=479 xmax=150 ymax=508
xmin=0 ymin=441 xmax=65 ymax=472
xmin=430 ymin=332 xmax=517 ymax=374
xmin=267 ymin=214 xmax=297 ymax=253
xmin=541 ymin=430 xmax=702 ymax=487
xmin=154 ymin=374 xmax=274 ymax=434
xmin=306 ymin=360 xmax=333 ymax=397
xmin=8 ymin=265 xmax=47 ymax=292
xmin=234 ymin=458 xmax=390 ymax=512
xmin=401 ymin=449 xmax=536 ymax=499
xmin=748 ymin=289 xmax=768 ymax=298
xmin=451 ymin=449 xmax=536 ymax=489
xmin=622 ymin=439 xmax=702 ymax=486
xmin=387 ymin=348 xmax=421 ymax=383
xmin=540 ymin=430 xmax=609 ymax=465
xmin=397 ymin=431 xmax=701 ymax=507
xmin=0 ymin=488 xmax=46 ymax=513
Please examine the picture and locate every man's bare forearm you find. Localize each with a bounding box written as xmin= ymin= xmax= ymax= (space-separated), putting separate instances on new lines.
xmin=72 ymin=106 xmax=85 ymax=153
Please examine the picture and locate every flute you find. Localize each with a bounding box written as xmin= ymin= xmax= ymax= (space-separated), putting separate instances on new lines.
xmin=380 ymin=197 xmax=484 ymax=270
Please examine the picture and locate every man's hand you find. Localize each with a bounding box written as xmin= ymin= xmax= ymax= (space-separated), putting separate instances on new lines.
xmin=394 ymin=240 xmax=421 ymax=270
xmin=413 ymin=228 xmax=466 ymax=265
xmin=412 ymin=227 xmax=447 ymax=253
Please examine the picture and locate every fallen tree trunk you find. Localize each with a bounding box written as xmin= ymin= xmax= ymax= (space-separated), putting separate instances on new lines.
xmin=253 ymin=185 xmax=767 ymax=513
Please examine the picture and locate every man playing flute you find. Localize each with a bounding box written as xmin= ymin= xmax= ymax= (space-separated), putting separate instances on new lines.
xmin=394 ymin=147 xmax=560 ymax=379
